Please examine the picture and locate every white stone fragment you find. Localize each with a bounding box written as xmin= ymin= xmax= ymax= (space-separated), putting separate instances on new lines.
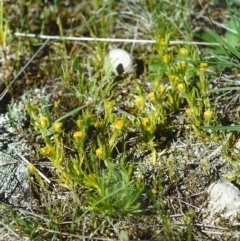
xmin=208 ymin=179 xmax=240 ymax=219
xmin=104 ymin=48 xmax=133 ymax=76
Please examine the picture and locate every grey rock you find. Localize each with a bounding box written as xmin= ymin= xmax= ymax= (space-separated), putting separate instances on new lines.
xmin=0 ymin=104 xmax=31 ymax=208
xmin=0 ymin=150 xmax=29 ymax=207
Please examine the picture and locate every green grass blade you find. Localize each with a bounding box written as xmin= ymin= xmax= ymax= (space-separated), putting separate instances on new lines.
xmin=208 ymin=86 xmax=240 ymax=93
xmin=53 ymin=104 xmax=88 ymax=123
xmin=200 ymin=125 xmax=240 ymax=131
xmin=207 ymin=28 xmax=240 ymax=58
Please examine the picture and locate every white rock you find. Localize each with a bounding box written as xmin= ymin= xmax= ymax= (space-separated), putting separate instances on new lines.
xmin=104 ymin=48 xmax=133 ymax=76
xmin=208 ymin=179 xmax=240 ymax=219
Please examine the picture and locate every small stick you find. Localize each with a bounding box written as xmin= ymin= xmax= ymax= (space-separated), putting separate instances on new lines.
xmin=14 ymin=32 xmax=221 ymax=46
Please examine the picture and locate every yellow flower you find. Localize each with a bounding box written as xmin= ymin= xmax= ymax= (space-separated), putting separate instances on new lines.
xmin=151 ymin=188 xmax=157 ymax=194
xmin=76 ymin=119 xmax=83 ymax=128
xmin=199 ymin=62 xmax=208 ymax=69
xmin=177 ymin=83 xmax=185 ymax=92
xmin=41 ymin=144 xmax=52 ymax=155
xmin=204 ymin=109 xmax=213 ymax=120
xmin=171 ymin=75 xmax=179 ymax=82
xmin=180 ymin=62 xmax=187 ymax=69
xmin=106 ymin=101 xmax=115 ymax=109
xmin=141 ymin=118 xmax=153 ymax=133
xmin=186 ymin=108 xmax=194 ymax=116
xmin=158 ymin=85 xmax=165 ymax=94
xmin=94 ymin=121 xmax=102 ymax=129
xmin=54 ymin=100 xmax=60 ymax=108
xmin=158 ymin=38 xmax=166 ymax=45
xmin=135 ymin=96 xmax=145 ymax=110
xmin=145 ymin=126 xmax=154 ymax=133
xmin=73 ymin=131 xmax=83 ymax=138
xmin=96 ymin=147 xmax=103 ymax=157
xmin=114 ymin=120 xmax=124 ymax=130
xmin=52 ymin=122 xmax=62 ymax=132
xmin=163 ymin=54 xmax=171 ymax=64
xmin=32 ymin=105 xmax=39 ymax=111
xmin=28 ymin=163 xmax=36 ymax=172
xmin=86 ymin=114 xmax=93 ymax=122
xmin=39 ymin=116 xmax=49 ymax=128
xmin=179 ymin=48 xmax=188 ymax=57
xmin=141 ymin=118 xmax=149 ymax=126
xmin=148 ymin=92 xmax=156 ymax=102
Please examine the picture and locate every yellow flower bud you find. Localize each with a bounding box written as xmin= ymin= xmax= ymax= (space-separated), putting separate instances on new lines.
xmin=41 ymin=144 xmax=52 ymax=155
xmin=171 ymin=75 xmax=179 ymax=81
xmin=180 ymin=62 xmax=187 ymax=69
xmin=106 ymin=101 xmax=115 ymax=109
xmin=76 ymin=119 xmax=83 ymax=128
xmin=204 ymin=109 xmax=213 ymax=120
xmin=141 ymin=118 xmax=149 ymax=126
xmin=163 ymin=54 xmax=171 ymax=64
xmin=177 ymin=83 xmax=185 ymax=92
xmin=54 ymin=100 xmax=60 ymax=108
xmin=96 ymin=147 xmax=103 ymax=157
xmin=39 ymin=116 xmax=49 ymax=128
xmin=114 ymin=120 xmax=124 ymax=130
xmin=158 ymin=85 xmax=165 ymax=94
xmin=179 ymin=48 xmax=188 ymax=57
xmin=148 ymin=92 xmax=156 ymax=102
xmin=28 ymin=163 xmax=36 ymax=172
xmin=94 ymin=121 xmax=102 ymax=129
xmin=145 ymin=126 xmax=154 ymax=133
xmin=52 ymin=122 xmax=62 ymax=132
xmin=86 ymin=114 xmax=93 ymax=121
xmin=135 ymin=96 xmax=145 ymax=110
xmin=199 ymin=62 xmax=208 ymax=69
xmin=186 ymin=108 xmax=194 ymax=116
xmin=73 ymin=131 xmax=83 ymax=138
xmin=158 ymin=38 xmax=166 ymax=45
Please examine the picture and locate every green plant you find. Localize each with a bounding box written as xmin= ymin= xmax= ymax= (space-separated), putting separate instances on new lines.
xmin=82 ymin=168 xmax=145 ymax=216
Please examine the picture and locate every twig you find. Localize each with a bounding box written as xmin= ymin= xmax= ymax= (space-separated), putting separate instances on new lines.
xmin=14 ymin=32 xmax=221 ymax=46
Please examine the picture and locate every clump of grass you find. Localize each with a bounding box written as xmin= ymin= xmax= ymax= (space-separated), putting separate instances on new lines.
xmin=22 ymin=31 xmax=217 ymax=239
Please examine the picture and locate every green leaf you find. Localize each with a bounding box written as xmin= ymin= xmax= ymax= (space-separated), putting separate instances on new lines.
xmin=103 ymin=55 xmax=114 ymax=77
xmin=53 ymin=105 xmax=88 ymax=123
xmin=200 ymin=125 xmax=240 ymax=131
xmin=208 ymin=86 xmax=240 ymax=93
xmin=207 ymin=29 xmax=240 ymax=58
xmin=119 ymin=230 xmax=129 ymax=241
xmin=225 ymin=17 xmax=240 ymax=46
xmin=148 ymin=57 xmax=167 ymax=75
